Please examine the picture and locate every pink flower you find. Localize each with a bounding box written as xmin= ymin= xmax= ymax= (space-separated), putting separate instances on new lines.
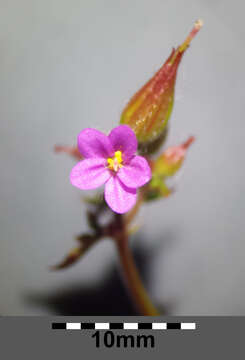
xmin=70 ymin=125 xmax=152 ymax=214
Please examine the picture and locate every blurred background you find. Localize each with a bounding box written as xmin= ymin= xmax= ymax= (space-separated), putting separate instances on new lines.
xmin=1 ymin=0 xmax=244 ymax=315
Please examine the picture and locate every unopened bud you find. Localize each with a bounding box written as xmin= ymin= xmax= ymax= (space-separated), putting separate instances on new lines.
xmin=153 ymin=136 xmax=195 ymax=177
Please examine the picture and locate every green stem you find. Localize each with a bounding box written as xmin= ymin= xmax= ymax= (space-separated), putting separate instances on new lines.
xmin=115 ymin=215 xmax=159 ymax=316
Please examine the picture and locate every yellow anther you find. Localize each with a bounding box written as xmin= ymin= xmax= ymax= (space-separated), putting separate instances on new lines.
xmin=115 ymin=151 xmax=122 ymax=164
xmin=107 ymin=158 xmax=114 ymax=169
xmin=107 ymin=151 xmax=123 ymax=172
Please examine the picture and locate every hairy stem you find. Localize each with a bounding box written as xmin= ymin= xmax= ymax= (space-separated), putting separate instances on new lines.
xmin=114 ymin=214 xmax=159 ymax=316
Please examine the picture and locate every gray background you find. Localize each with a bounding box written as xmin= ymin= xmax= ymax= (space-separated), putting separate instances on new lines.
xmin=0 ymin=0 xmax=244 ymax=315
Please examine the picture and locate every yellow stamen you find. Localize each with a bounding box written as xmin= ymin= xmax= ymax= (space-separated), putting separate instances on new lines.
xmin=107 ymin=150 xmax=123 ymax=172
xmin=115 ymin=150 xmax=122 ymax=163
xmin=107 ymin=158 xmax=114 ymax=168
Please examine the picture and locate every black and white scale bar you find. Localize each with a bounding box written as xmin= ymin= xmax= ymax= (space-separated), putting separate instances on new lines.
xmin=52 ymin=322 xmax=196 ymax=330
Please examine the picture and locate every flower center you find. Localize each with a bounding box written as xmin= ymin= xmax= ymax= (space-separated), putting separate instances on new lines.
xmin=107 ymin=150 xmax=123 ymax=172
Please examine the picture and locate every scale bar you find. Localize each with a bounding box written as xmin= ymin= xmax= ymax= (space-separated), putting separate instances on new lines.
xmin=52 ymin=322 xmax=196 ymax=331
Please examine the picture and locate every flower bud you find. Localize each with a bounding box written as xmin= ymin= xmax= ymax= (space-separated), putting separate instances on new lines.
xmin=153 ymin=136 xmax=195 ymax=177
xmin=120 ymin=20 xmax=202 ymax=146
xmin=144 ymin=136 xmax=195 ymax=201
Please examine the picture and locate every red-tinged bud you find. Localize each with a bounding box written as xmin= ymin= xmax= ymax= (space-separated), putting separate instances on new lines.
xmin=54 ymin=145 xmax=82 ymax=160
xmin=120 ymin=20 xmax=202 ymax=148
xmin=153 ymin=136 xmax=195 ymax=177
xmin=144 ymin=136 xmax=195 ymax=201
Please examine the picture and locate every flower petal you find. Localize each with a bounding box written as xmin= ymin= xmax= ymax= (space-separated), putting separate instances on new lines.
xmin=108 ymin=125 xmax=137 ymax=163
xmin=70 ymin=158 xmax=110 ymax=190
xmin=77 ymin=128 xmax=113 ymax=159
xmin=117 ymin=155 xmax=151 ymax=188
xmin=104 ymin=176 xmax=137 ymax=214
